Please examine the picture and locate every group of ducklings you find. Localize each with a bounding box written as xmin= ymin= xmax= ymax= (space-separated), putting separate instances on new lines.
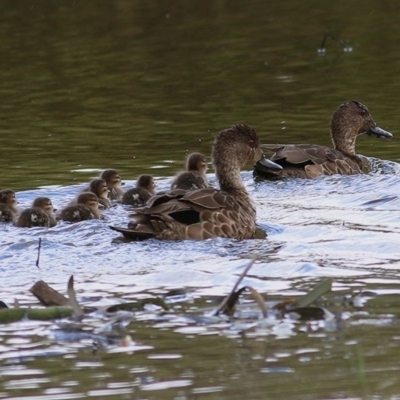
xmin=0 ymin=152 xmax=209 ymax=229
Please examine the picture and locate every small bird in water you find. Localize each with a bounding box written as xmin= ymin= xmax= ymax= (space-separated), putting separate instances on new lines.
xmin=0 ymin=189 xmax=18 ymax=223
xmin=58 ymin=192 xmax=103 ymax=223
xmin=15 ymin=197 xmax=57 ymax=228
xmin=171 ymin=152 xmax=209 ymax=190
xmin=100 ymin=169 xmax=125 ymax=201
xmin=121 ymin=175 xmax=156 ymax=207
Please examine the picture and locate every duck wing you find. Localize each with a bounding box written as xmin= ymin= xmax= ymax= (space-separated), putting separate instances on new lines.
xmin=261 ymin=143 xmax=343 ymax=166
xmin=255 ymin=143 xmax=361 ymax=178
xmin=110 ymin=188 xmax=250 ymax=240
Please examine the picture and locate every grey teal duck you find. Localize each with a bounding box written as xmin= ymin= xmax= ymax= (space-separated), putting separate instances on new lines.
xmin=110 ymin=124 xmax=282 ymax=240
xmin=254 ymin=101 xmax=393 ymax=179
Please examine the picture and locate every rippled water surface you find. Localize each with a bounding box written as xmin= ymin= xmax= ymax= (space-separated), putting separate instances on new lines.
xmin=2 ymin=1 xmax=400 ymax=399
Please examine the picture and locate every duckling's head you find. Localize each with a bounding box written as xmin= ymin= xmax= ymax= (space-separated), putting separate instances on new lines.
xmin=77 ymin=192 xmax=99 ymax=211
xmin=32 ymin=197 xmax=56 ymax=214
xmin=331 ymin=101 xmax=392 ymax=154
xmin=89 ymin=179 xmax=109 ymax=199
xmin=0 ymin=189 xmax=18 ymax=211
xmin=185 ymin=153 xmax=208 ymax=174
xmin=100 ymin=169 xmax=123 ymax=188
xmin=136 ymin=175 xmax=156 ymax=195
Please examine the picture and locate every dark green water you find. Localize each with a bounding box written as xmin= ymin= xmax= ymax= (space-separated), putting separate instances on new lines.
xmin=1 ymin=0 xmax=399 ymax=189
xmin=2 ymin=1 xmax=400 ymax=399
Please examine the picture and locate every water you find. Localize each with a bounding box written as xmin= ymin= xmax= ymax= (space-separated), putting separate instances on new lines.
xmin=2 ymin=1 xmax=400 ymax=399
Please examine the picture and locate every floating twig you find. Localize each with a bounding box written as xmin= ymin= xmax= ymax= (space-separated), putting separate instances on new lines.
xmin=36 ymin=238 xmax=42 ymax=268
xmin=318 ymin=32 xmax=353 ymax=56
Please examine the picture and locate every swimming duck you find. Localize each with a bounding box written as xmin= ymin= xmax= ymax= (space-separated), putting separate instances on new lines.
xmin=171 ymin=152 xmax=209 ymax=190
xmin=110 ymin=123 xmax=282 ymax=240
xmin=121 ymin=175 xmax=156 ymax=207
xmin=100 ymin=169 xmax=125 ymax=201
xmin=82 ymin=178 xmax=111 ymax=208
xmin=254 ymin=101 xmax=393 ymax=179
xmin=0 ymin=189 xmax=18 ymax=223
xmin=58 ymin=192 xmax=103 ymax=222
xmin=15 ymin=197 xmax=57 ymax=228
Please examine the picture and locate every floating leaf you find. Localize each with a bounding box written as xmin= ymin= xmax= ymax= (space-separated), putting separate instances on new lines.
xmin=291 ymin=278 xmax=333 ymax=309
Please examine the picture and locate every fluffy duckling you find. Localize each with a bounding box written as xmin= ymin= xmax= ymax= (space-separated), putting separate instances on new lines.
xmin=58 ymin=192 xmax=103 ymax=223
xmin=86 ymin=178 xmax=111 ymax=208
xmin=254 ymin=101 xmax=393 ymax=179
xmin=171 ymin=152 xmax=209 ymax=190
xmin=0 ymin=189 xmax=18 ymax=223
xmin=15 ymin=197 xmax=57 ymax=228
xmin=100 ymin=169 xmax=125 ymax=201
xmin=121 ymin=175 xmax=156 ymax=207
xmin=110 ymin=124 xmax=282 ymax=240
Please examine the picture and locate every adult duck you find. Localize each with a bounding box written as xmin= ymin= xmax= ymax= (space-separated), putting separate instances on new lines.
xmin=254 ymin=101 xmax=393 ymax=179
xmin=110 ymin=124 xmax=282 ymax=240
xmin=15 ymin=197 xmax=57 ymax=228
xmin=171 ymin=152 xmax=209 ymax=190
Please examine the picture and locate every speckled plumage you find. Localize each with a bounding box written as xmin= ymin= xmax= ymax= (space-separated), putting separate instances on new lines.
xmin=58 ymin=192 xmax=102 ymax=223
xmin=171 ymin=152 xmax=209 ymax=190
xmin=15 ymin=197 xmax=57 ymax=228
xmin=121 ymin=175 xmax=155 ymax=207
xmin=110 ymin=124 xmax=281 ymax=240
xmin=254 ymin=101 xmax=393 ymax=179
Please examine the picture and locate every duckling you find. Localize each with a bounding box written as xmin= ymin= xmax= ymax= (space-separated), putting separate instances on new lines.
xmin=100 ymin=169 xmax=125 ymax=201
xmin=0 ymin=189 xmax=18 ymax=223
xmin=58 ymin=192 xmax=103 ymax=223
xmin=110 ymin=124 xmax=282 ymax=240
xmin=15 ymin=197 xmax=57 ymax=228
xmin=121 ymin=175 xmax=156 ymax=207
xmin=254 ymin=101 xmax=393 ymax=179
xmin=171 ymin=152 xmax=209 ymax=190
xmin=85 ymin=178 xmax=111 ymax=208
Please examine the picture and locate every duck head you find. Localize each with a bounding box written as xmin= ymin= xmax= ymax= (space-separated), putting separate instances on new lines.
xmin=331 ymin=101 xmax=392 ymax=155
xmin=32 ymin=197 xmax=56 ymax=214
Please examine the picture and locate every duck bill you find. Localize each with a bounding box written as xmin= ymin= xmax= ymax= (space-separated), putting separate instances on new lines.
xmin=257 ymin=155 xmax=283 ymax=171
xmin=365 ymin=125 xmax=393 ymax=139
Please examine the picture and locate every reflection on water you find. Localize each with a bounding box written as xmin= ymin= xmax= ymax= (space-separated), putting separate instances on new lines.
xmin=2 ymin=1 xmax=400 ymax=399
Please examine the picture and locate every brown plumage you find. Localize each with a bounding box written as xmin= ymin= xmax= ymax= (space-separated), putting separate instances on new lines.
xmin=81 ymin=178 xmax=111 ymax=208
xmin=121 ymin=175 xmax=156 ymax=207
xmin=0 ymin=189 xmax=18 ymax=223
xmin=171 ymin=152 xmax=209 ymax=190
xmin=110 ymin=124 xmax=282 ymax=240
xmin=100 ymin=169 xmax=125 ymax=201
xmin=58 ymin=192 xmax=102 ymax=223
xmin=15 ymin=197 xmax=57 ymax=228
xmin=254 ymin=101 xmax=393 ymax=179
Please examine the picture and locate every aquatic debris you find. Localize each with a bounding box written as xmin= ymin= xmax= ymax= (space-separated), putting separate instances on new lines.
xmin=318 ymin=31 xmax=353 ymax=56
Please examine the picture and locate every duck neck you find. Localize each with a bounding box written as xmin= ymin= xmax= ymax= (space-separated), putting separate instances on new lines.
xmin=331 ymin=128 xmax=357 ymax=156
xmin=215 ymin=159 xmax=253 ymax=209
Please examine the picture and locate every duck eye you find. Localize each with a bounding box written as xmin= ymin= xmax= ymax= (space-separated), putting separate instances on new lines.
xmin=248 ymin=140 xmax=255 ymax=148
